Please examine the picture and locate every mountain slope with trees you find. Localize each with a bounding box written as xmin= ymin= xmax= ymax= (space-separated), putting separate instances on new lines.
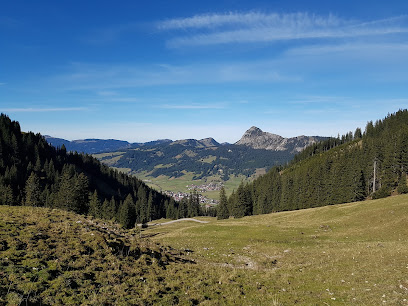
xmin=0 ymin=114 xmax=191 ymax=227
xmin=94 ymin=128 xmax=327 ymax=182
xmin=224 ymin=110 xmax=408 ymax=217
xmin=44 ymin=136 xmax=133 ymax=154
xmin=47 ymin=129 xmax=327 ymax=183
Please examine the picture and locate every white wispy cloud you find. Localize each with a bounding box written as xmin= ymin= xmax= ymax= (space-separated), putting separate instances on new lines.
xmin=159 ymin=103 xmax=225 ymax=110
xmin=50 ymin=61 xmax=299 ymax=91
xmin=0 ymin=82 xmax=6 ymax=86
xmin=287 ymin=42 xmax=408 ymax=56
xmin=157 ymin=12 xmax=343 ymax=30
xmin=157 ymin=12 xmax=408 ymax=47
xmin=289 ymin=95 xmax=349 ymax=104
xmin=1 ymin=107 xmax=88 ymax=113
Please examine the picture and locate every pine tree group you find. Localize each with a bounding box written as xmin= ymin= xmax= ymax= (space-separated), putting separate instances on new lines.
xmin=0 ymin=114 xmax=178 ymax=229
xmin=223 ymin=110 xmax=408 ymax=218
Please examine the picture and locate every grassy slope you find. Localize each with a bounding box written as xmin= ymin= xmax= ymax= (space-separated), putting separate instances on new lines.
xmin=0 ymin=207 xmax=212 ymax=305
xmin=143 ymin=194 xmax=408 ymax=305
xmin=2 ymin=195 xmax=408 ymax=305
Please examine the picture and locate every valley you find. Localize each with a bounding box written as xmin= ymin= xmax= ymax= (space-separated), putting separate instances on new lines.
xmin=2 ymin=1 xmax=408 ymax=305
xmin=85 ymin=127 xmax=326 ymax=200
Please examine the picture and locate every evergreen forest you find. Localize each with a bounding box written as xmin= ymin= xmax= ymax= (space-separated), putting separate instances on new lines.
xmin=0 ymin=114 xmax=206 ymax=228
xmin=220 ymin=110 xmax=408 ymax=218
xmin=100 ymin=141 xmax=292 ymax=180
xmin=2 ymin=110 xmax=408 ymax=226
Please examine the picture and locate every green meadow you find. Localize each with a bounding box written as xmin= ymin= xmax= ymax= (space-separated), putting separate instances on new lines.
xmin=2 ymin=194 xmax=407 ymax=304
xmin=143 ymin=194 xmax=408 ymax=305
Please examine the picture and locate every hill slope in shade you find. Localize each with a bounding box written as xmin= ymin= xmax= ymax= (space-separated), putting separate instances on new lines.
xmin=0 ymin=114 xmax=176 ymax=225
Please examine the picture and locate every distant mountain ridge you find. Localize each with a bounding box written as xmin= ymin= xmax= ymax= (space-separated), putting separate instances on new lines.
xmin=45 ymin=127 xmax=328 ymax=195
xmin=44 ymin=136 xmax=132 ymax=154
xmin=45 ymin=136 xmax=221 ymax=154
xmin=46 ymin=127 xmax=324 ymax=155
xmin=235 ymin=126 xmax=327 ymax=153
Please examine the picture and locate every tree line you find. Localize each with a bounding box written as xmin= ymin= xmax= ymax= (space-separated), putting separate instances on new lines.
xmin=0 ymin=114 xmax=212 ymax=228
xmin=217 ymin=110 xmax=408 ymax=219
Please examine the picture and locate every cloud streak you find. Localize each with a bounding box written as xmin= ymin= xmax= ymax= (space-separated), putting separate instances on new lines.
xmin=159 ymin=103 xmax=225 ymax=110
xmin=158 ymin=12 xmax=343 ymax=30
xmin=157 ymin=12 xmax=408 ymax=47
xmin=1 ymin=107 xmax=88 ymax=113
xmin=50 ymin=61 xmax=300 ymax=91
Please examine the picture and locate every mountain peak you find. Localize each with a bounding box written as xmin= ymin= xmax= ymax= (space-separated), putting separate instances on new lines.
xmin=245 ymin=126 xmax=264 ymax=136
xmin=236 ymin=127 xmax=326 ymax=153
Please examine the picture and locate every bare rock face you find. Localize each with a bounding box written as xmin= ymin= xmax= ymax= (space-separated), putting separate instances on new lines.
xmin=235 ymin=126 xmax=325 ymax=153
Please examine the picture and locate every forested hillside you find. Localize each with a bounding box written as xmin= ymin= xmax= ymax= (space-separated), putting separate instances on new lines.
xmin=108 ymin=143 xmax=291 ymax=180
xmin=44 ymin=136 xmax=132 ymax=154
xmin=0 ymin=114 xmax=188 ymax=227
xmin=221 ymin=110 xmax=408 ymax=218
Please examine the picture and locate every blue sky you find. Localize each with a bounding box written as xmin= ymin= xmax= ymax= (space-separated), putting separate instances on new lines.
xmin=1 ymin=0 xmax=408 ymax=143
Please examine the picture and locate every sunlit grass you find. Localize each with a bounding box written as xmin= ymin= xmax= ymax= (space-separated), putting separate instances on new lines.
xmin=143 ymin=194 xmax=408 ymax=304
xmin=3 ymin=195 xmax=407 ymax=304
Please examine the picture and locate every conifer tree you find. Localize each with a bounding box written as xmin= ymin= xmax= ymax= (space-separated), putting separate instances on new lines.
xmin=187 ymin=190 xmax=200 ymax=217
xmin=232 ymin=182 xmax=247 ymax=218
xmin=178 ymin=198 xmax=188 ymax=218
xmin=89 ymin=190 xmax=102 ymax=218
xmin=25 ymin=172 xmax=41 ymax=206
xmin=0 ymin=184 xmax=14 ymax=205
xmin=119 ymin=194 xmax=136 ymax=229
xmin=217 ymin=186 xmax=229 ymax=220
xmin=137 ymin=187 xmax=148 ymax=223
xmin=147 ymin=191 xmax=154 ymax=222
xmin=108 ymin=196 xmax=117 ymax=220
xmin=397 ymin=173 xmax=408 ymax=194
xmin=56 ymin=169 xmax=75 ymax=211
xmin=74 ymin=172 xmax=89 ymax=214
xmin=166 ymin=198 xmax=177 ymax=219
xmin=101 ymin=199 xmax=111 ymax=219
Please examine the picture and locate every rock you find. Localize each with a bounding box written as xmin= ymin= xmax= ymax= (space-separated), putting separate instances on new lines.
xmin=235 ymin=126 xmax=326 ymax=153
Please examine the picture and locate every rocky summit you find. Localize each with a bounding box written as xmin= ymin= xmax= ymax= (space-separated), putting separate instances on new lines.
xmin=235 ymin=126 xmax=326 ymax=153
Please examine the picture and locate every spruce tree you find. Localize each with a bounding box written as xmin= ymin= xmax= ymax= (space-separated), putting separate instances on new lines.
xmin=0 ymin=184 xmax=14 ymax=205
xmin=147 ymin=191 xmax=153 ymax=222
xmin=166 ymin=198 xmax=177 ymax=219
xmin=74 ymin=172 xmax=89 ymax=214
xmin=119 ymin=194 xmax=136 ymax=229
xmin=25 ymin=172 xmax=41 ymax=206
xmin=217 ymin=187 xmax=229 ymax=220
xmin=137 ymin=187 xmax=148 ymax=223
xmin=397 ymin=173 xmax=408 ymax=194
xmin=178 ymin=198 xmax=188 ymax=218
xmin=101 ymin=199 xmax=111 ymax=219
xmin=89 ymin=190 xmax=102 ymax=218
xmin=232 ymin=182 xmax=247 ymax=218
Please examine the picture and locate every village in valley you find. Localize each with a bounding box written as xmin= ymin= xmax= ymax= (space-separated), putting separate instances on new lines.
xmin=163 ymin=181 xmax=224 ymax=206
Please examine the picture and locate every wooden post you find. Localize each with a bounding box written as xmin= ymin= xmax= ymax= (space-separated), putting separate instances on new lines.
xmin=373 ymin=159 xmax=377 ymax=193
